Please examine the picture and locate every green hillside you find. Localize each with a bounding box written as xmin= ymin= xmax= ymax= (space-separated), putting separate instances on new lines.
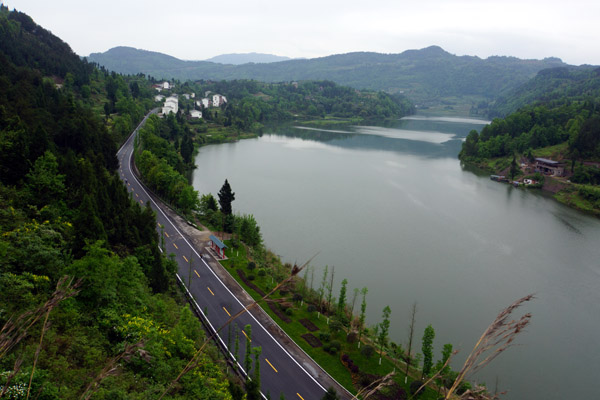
xmin=0 ymin=6 xmax=234 ymax=399
xmin=489 ymin=66 xmax=600 ymax=117
xmin=88 ymin=45 xmax=567 ymax=108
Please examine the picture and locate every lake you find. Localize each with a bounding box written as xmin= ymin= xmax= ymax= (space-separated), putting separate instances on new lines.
xmin=192 ymin=116 xmax=600 ymax=400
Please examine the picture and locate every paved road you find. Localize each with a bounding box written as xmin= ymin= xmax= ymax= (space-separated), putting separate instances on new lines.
xmin=116 ymin=110 xmax=336 ymax=400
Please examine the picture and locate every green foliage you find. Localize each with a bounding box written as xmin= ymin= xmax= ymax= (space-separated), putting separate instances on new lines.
xmin=0 ymin=8 xmax=232 ymax=399
xmin=238 ymin=214 xmax=262 ymax=248
xmin=360 ymin=344 xmax=374 ymax=359
xmin=321 ymin=387 xmax=341 ymax=400
xmin=218 ymin=179 xmax=235 ymax=216
xmin=421 ymin=324 xmax=436 ymax=377
xmin=377 ymin=305 xmax=391 ymax=358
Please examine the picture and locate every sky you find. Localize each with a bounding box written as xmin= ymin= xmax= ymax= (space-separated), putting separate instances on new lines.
xmin=6 ymin=0 xmax=600 ymax=65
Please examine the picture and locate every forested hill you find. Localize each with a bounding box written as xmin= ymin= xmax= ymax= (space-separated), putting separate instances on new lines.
xmin=0 ymin=6 xmax=233 ymax=399
xmin=489 ymin=66 xmax=600 ymax=117
xmin=88 ymin=45 xmax=567 ymax=105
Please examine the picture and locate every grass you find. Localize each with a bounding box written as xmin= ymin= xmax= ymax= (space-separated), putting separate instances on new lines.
xmin=532 ymin=142 xmax=569 ymax=159
xmin=220 ymin=241 xmax=442 ymax=399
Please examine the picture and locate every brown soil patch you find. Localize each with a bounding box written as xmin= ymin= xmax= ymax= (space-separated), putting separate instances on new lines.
xmin=299 ymin=318 xmax=319 ymax=332
xmin=301 ymin=333 xmax=322 ymax=348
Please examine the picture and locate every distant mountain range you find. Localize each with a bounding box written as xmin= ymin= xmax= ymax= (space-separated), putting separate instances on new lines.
xmin=204 ymin=52 xmax=292 ymax=64
xmin=87 ymin=46 xmax=568 ymax=106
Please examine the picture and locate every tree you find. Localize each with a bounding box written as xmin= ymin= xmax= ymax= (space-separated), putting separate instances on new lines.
xmin=321 ymin=387 xmax=340 ymax=400
xmin=421 ymin=324 xmax=435 ymax=378
xmin=246 ymin=346 xmax=262 ymax=400
xmin=218 ymin=179 xmax=235 ymax=215
xmin=357 ymin=287 xmax=368 ymax=347
xmin=244 ymin=324 xmax=252 ymax=376
xmin=326 ymin=265 xmax=335 ymax=312
xmin=318 ymin=265 xmax=328 ymax=311
xmin=337 ymin=278 xmax=348 ymax=321
xmin=349 ymin=287 xmax=359 ymax=319
xmin=405 ymin=302 xmax=417 ymax=380
xmin=377 ymin=305 xmax=391 ymax=364
xmin=509 ymin=154 xmax=519 ymax=180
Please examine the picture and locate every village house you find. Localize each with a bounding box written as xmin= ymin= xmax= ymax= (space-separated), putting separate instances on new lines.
xmin=154 ymin=94 xmax=165 ymax=102
xmin=182 ymin=93 xmax=191 ymax=100
xmin=212 ymin=94 xmax=227 ymax=107
xmin=535 ymin=158 xmax=565 ymax=176
xmin=200 ymin=98 xmax=210 ymax=108
xmin=161 ymin=96 xmax=178 ymax=115
xmin=162 ymin=81 xmax=170 ymax=90
xmin=189 ymin=109 xmax=202 ymax=119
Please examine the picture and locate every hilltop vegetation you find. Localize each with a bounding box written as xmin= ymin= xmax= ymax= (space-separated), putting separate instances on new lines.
xmin=88 ymin=46 xmax=566 ymax=108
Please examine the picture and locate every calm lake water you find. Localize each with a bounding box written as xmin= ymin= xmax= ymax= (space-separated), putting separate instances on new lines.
xmin=192 ymin=116 xmax=600 ymax=400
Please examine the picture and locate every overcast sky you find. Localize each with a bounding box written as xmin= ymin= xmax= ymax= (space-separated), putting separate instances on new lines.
xmin=6 ymin=0 xmax=600 ymax=65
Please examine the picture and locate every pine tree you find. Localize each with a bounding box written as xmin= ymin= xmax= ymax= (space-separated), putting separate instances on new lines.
xmin=218 ymin=179 xmax=235 ymax=215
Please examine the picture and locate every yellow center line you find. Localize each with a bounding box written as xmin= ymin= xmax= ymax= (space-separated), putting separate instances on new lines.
xmin=296 ymin=394 xmax=305 ymax=400
xmin=183 ymin=255 xmax=188 ymax=262
xmin=135 ymin=193 xmax=139 ymax=198
xmin=165 ymin=232 xmax=169 ymax=238
xmin=194 ymin=270 xmax=200 ymax=278
xmin=173 ymin=243 xmax=178 ymax=249
xmin=207 ymin=286 xmax=214 ymax=296
xmin=222 ymin=306 xmax=231 ymax=317
xmin=265 ymin=358 xmax=278 ymax=373
xmin=242 ymin=329 xmax=251 ymax=342
xmin=139 ymin=200 xmax=143 ymax=204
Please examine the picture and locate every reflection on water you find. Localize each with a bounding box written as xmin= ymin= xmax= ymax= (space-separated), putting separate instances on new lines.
xmin=192 ymin=115 xmax=600 ymax=400
xmin=265 ymin=116 xmax=488 ymax=158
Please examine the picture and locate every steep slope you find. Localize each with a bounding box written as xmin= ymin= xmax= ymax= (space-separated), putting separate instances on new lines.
xmin=489 ymin=66 xmax=600 ymax=117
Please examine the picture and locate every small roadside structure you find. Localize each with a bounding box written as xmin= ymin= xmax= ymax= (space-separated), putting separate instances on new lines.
xmin=535 ymin=158 xmax=564 ymax=176
xmin=209 ymin=234 xmax=227 ymax=259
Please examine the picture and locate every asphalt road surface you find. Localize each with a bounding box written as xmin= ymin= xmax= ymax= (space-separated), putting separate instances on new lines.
xmin=116 ymin=110 xmax=339 ymax=400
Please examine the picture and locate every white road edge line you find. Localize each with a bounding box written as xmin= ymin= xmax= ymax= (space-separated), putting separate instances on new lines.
xmin=126 ymin=146 xmax=327 ymax=393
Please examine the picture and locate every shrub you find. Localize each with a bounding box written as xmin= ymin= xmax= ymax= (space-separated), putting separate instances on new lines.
xmin=329 ymin=319 xmax=343 ymax=335
xmin=257 ymin=268 xmax=266 ymax=276
xmin=329 ymin=340 xmax=341 ymax=351
xmin=341 ymin=353 xmax=349 ymax=362
xmin=307 ymin=304 xmax=317 ymax=313
xmin=247 ymin=261 xmax=256 ymax=270
xmin=292 ymin=293 xmax=303 ymax=302
xmin=361 ymin=345 xmax=374 ymax=359
xmin=327 ymin=346 xmax=338 ymax=355
xmin=350 ymin=365 xmax=359 ymax=374
xmin=409 ymin=381 xmax=424 ymax=398
xmin=319 ymin=332 xmax=331 ymax=342
xmin=346 ymin=332 xmax=358 ymax=343
xmin=247 ymin=274 xmax=255 ymax=281
xmin=285 ymin=308 xmax=293 ymax=316
xmin=359 ymin=373 xmax=374 ymax=387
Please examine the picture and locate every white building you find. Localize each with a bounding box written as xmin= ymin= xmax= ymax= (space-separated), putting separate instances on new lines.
xmin=154 ymin=94 xmax=165 ymax=102
xmin=212 ymin=94 xmax=227 ymax=107
xmin=162 ymin=81 xmax=170 ymax=90
xmin=162 ymin=96 xmax=178 ymax=115
xmin=191 ymin=93 xmax=195 ymax=98
xmin=182 ymin=93 xmax=191 ymax=100
xmin=201 ymin=98 xmax=210 ymax=108
xmin=190 ymin=110 xmax=202 ymax=119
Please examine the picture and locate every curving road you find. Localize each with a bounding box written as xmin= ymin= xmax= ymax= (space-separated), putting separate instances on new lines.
xmin=117 ymin=110 xmax=346 ymax=400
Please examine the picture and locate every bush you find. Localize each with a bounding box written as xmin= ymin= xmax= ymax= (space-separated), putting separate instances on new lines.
xmin=409 ymin=381 xmax=424 ymax=398
xmin=247 ymin=274 xmax=255 ymax=281
xmin=247 ymin=261 xmax=256 ymax=270
xmin=346 ymin=332 xmax=358 ymax=343
xmin=361 ymin=345 xmax=374 ymax=359
xmin=292 ymin=293 xmax=303 ymax=302
xmin=350 ymin=365 xmax=359 ymax=374
xmin=285 ymin=308 xmax=293 ymax=316
xmin=327 ymin=346 xmax=338 ymax=355
xmin=359 ymin=373 xmax=374 ymax=387
xmin=319 ymin=332 xmax=331 ymax=342
xmin=307 ymin=304 xmax=317 ymax=313
xmin=329 ymin=340 xmax=341 ymax=351
xmin=257 ymin=268 xmax=266 ymax=276
xmin=329 ymin=319 xmax=343 ymax=335
xmin=341 ymin=353 xmax=349 ymax=362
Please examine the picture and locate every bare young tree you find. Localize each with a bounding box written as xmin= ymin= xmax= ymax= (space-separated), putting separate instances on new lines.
xmin=405 ymin=302 xmax=417 ymax=382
